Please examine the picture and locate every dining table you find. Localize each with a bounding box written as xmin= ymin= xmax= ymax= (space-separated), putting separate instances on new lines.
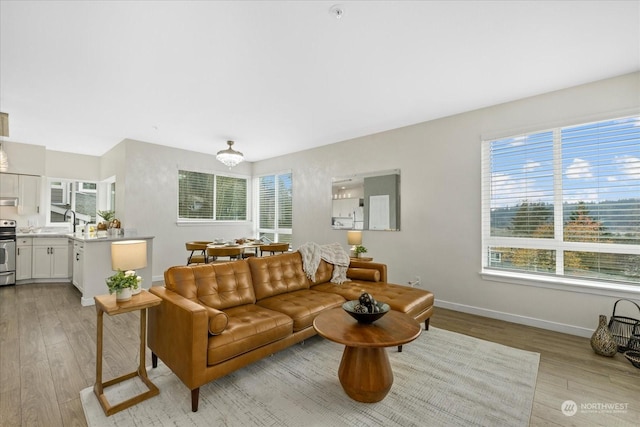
xmin=206 ymin=241 xmax=264 ymax=259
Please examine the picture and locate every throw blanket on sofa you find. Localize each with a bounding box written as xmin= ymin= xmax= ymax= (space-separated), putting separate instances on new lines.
xmin=298 ymin=242 xmax=351 ymax=284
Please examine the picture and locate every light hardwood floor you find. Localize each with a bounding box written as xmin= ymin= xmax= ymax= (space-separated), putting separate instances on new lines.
xmin=1 ymin=282 xmax=639 ymax=426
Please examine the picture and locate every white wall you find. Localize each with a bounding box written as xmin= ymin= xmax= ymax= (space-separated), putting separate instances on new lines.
xmin=253 ymin=72 xmax=640 ymax=337
xmin=107 ymin=139 xmax=255 ymax=277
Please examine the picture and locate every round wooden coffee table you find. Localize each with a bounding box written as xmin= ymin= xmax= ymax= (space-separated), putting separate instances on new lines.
xmin=313 ymin=308 xmax=421 ymax=403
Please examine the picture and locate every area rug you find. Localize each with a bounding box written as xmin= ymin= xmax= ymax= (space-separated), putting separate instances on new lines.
xmin=81 ymin=327 xmax=540 ymax=427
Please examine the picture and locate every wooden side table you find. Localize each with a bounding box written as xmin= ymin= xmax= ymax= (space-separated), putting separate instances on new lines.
xmin=94 ymin=290 xmax=161 ymax=416
xmin=350 ymin=256 xmax=373 ymax=262
xmin=314 ymin=308 xmax=421 ymax=403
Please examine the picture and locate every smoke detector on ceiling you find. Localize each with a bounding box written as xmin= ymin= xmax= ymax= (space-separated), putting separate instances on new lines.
xmin=329 ymin=5 xmax=345 ymax=19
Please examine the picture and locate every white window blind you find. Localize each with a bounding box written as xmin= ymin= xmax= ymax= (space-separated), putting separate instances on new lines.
xmin=215 ymin=175 xmax=247 ymax=220
xmin=277 ymin=173 xmax=292 ymax=231
xmin=258 ymin=175 xmax=276 ymax=230
xmin=488 ymin=131 xmax=555 ymax=239
xmin=178 ymin=170 xmax=248 ymax=221
xmin=178 ymin=171 xmax=214 ymax=219
xmin=258 ymin=172 xmax=292 ymax=243
xmin=482 ymin=115 xmax=640 ymax=286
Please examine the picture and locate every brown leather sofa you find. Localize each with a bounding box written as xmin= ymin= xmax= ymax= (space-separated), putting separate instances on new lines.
xmin=147 ymin=251 xmax=434 ymax=412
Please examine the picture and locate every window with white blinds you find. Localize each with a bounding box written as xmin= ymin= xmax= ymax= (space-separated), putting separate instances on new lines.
xmin=482 ymin=115 xmax=640 ymax=286
xmin=257 ymin=172 xmax=292 ymax=243
xmin=178 ymin=170 xmax=247 ymax=221
xmin=216 ymin=175 xmax=247 ymax=220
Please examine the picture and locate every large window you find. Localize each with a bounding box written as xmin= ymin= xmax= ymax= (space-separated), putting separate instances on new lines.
xmin=178 ymin=170 xmax=247 ymax=221
xmin=48 ymin=179 xmax=97 ymax=226
xmin=482 ymin=115 xmax=640 ymax=286
xmin=257 ymin=172 xmax=292 ymax=243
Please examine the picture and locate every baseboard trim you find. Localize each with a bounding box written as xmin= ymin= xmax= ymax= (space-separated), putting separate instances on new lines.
xmin=435 ymin=299 xmax=593 ymax=338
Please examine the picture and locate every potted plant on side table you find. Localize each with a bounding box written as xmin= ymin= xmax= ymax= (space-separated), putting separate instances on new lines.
xmin=106 ymin=270 xmax=142 ymax=302
xmin=354 ymin=245 xmax=368 ymax=258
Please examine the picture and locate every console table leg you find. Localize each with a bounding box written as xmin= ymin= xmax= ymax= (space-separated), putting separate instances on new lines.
xmin=94 ymin=310 xmax=104 ymax=396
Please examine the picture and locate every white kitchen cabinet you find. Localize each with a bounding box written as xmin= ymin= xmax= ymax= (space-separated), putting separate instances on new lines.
xmin=0 ymin=173 xmax=40 ymax=213
xmin=72 ymin=241 xmax=84 ymax=292
xmin=32 ymin=238 xmax=69 ymax=279
xmin=0 ymin=173 xmax=19 ymax=197
xmin=16 ymin=237 xmax=33 ymax=281
xmin=18 ymin=175 xmax=40 ymax=215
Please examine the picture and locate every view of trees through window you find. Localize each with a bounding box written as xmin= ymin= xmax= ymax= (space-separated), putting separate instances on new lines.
xmin=484 ymin=116 xmax=640 ymax=284
xmin=178 ymin=170 xmax=247 ymax=220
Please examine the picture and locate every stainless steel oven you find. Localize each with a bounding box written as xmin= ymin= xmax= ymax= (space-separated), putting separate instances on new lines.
xmin=0 ymin=219 xmax=16 ymax=286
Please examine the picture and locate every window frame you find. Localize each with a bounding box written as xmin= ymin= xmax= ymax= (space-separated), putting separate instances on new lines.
xmin=46 ymin=178 xmax=100 ymax=227
xmin=481 ymin=113 xmax=640 ymax=296
xmin=176 ymin=168 xmax=250 ymax=224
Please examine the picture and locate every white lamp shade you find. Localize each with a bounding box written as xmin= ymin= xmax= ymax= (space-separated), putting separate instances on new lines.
xmin=111 ymin=240 xmax=147 ymax=271
xmin=347 ymin=230 xmax=362 ymax=246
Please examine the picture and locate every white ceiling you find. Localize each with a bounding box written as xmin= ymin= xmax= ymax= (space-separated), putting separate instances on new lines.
xmin=1 ymin=1 xmax=638 ymax=162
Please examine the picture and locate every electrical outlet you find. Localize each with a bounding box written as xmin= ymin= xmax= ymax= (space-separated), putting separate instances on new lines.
xmin=407 ymin=276 xmax=421 ymax=287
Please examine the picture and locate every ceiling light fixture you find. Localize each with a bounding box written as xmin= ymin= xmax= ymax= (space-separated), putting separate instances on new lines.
xmin=216 ymin=140 xmax=244 ymax=168
xmin=0 ymin=112 xmax=9 ymax=172
xmin=329 ymin=4 xmax=345 ymax=19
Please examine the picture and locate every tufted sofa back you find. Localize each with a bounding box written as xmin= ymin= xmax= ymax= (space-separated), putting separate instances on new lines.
xmin=163 ymin=260 xmax=256 ymax=309
xmin=248 ymin=252 xmax=309 ymax=301
xmin=311 ymin=259 xmax=335 ymax=285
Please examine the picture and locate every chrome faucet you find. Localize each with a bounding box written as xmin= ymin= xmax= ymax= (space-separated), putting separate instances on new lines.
xmin=64 ymin=208 xmax=76 ymax=233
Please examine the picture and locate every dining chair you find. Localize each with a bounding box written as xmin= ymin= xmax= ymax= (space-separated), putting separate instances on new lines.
xmin=259 ymin=243 xmax=290 ymax=256
xmin=185 ymin=241 xmax=211 ymax=265
xmin=206 ymin=246 xmax=244 ymax=263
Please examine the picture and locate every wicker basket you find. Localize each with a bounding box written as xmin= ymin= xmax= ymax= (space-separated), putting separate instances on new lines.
xmin=608 ymin=299 xmax=640 ymax=352
xmin=628 ymin=333 xmax=640 ymax=352
xmin=624 ymin=351 xmax=640 ymax=369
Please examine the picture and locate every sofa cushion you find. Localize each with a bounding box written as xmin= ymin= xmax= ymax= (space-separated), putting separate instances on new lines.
xmin=311 ymin=259 xmax=334 ymax=285
xmin=248 ymin=252 xmax=310 ymax=301
xmin=257 ymin=289 xmax=345 ymax=331
xmin=204 ymin=306 xmax=229 ymax=335
xmin=163 ymin=265 xmax=201 ymax=301
xmin=199 ymin=261 xmax=257 ymax=309
xmin=312 ymin=281 xmax=434 ymax=318
xmin=207 ymin=304 xmax=293 ymax=365
xmin=163 ymin=262 xmax=256 ymax=310
xmin=347 ymin=267 xmax=380 ymax=282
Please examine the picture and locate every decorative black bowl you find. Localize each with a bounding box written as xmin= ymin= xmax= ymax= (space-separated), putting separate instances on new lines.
xmin=342 ymin=300 xmax=390 ymax=324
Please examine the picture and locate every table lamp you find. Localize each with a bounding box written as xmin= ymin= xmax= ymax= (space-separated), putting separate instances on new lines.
xmin=347 ymin=230 xmax=362 ymax=257
xmin=111 ymin=240 xmax=147 ymax=294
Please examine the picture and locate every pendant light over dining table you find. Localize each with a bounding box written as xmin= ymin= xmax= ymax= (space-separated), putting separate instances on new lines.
xmin=216 ymin=140 xmax=244 ymax=168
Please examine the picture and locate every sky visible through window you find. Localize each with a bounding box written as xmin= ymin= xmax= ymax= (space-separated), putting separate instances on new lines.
xmin=491 ymin=116 xmax=639 ymax=209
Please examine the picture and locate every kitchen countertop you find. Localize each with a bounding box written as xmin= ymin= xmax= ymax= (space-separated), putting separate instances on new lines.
xmin=17 ymin=231 xmax=154 ymax=242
